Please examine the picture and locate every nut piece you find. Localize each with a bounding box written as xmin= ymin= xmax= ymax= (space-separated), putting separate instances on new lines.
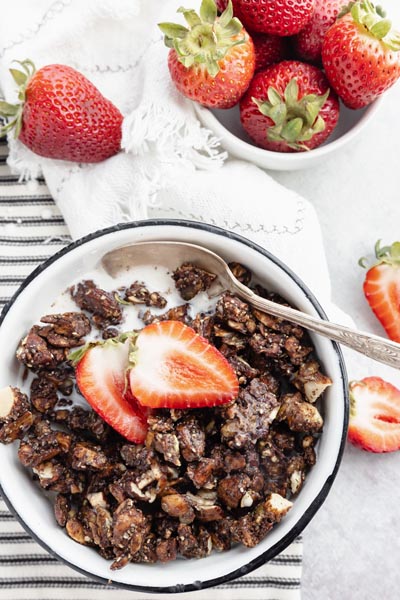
xmin=30 ymin=377 xmax=58 ymax=413
xmin=71 ymin=442 xmax=108 ymax=471
xmin=293 ymin=360 xmax=332 ymax=403
xmin=173 ymin=263 xmax=217 ymax=301
xmin=161 ymin=494 xmax=195 ymax=524
xmin=16 ymin=328 xmax=66 ymax=369
xmin=228 ymin=262 xmax=252 ymax=286
xmin=217 ymin=474 xmax=251 ymax=509
xmin=277 ymin=393 xmax=323 ymax=433
xmin=0 ymin=386 xmax=30 ymax=423
xmin=216 ymin=293 xmax=256 ymax=334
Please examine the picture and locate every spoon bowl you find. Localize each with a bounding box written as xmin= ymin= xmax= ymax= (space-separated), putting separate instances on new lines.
xmin=102 ymin=240 xmax=400 ymax=369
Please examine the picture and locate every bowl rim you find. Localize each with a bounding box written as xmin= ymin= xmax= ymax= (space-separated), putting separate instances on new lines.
xmin=0 ymin=218 xmax=349 ymax=594
xmin=194 ymin=97 xmax=382 ymax=165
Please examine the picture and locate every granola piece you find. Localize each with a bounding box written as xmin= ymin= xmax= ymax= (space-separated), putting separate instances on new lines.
xmin=259 ymin=372 xmax=280 ymax=395
xmin=102 ymin=327 xmax=119 ymax=340
xmin=147 ymin=414 xmax=181 ymax=466
xmin=66 ymin=515 xmax=90 ymax=546
xmin=66 ymin=406 xmax=111 ymax=443
xmin=208 ymin=519 xmax=232 ymax=551
xmin=293 ymin=360 xmax=332 ymax=403
xmin=142 ymin=303 xmax=190 ymax=326
xmin=287 ymin=455 xmax=306 ymax=495
xmin=156 ymin=538 xmax=178 ymax=563
xmin=249 ymin=332 xmax=286 ymax=357
xmin=132 ymin=534 xmax=158 ymax=563
xmin=259 ymin=436 xmax=289 ymax=497
xmin=81 ymin=504 xmax=113 ymax=552
xmin=186 ymin=491 xmax=225 ymax=522
xmin=177 ymin=523 xmax=212 ymax=559
xmin=33 ymin=459 xmax=65 ymax=488
xmin=71 ymin=280 xmax=122 ymax=328
xmin=215 ymin=293 xmax=256 ymax=334
xmin=213 ymin=325 xmax=247 ymax=352
xmin=187 ymin=458 xmax=217 ymax=489
xmin=111 ymin=499 xmax=150 ymax=557
xmin=228 ymin=262 xmax=252 ymax=286
xmin=231 ymin=494 xmax=292 ymax=547
xmin=301 ymin=435 xmax=317 ymax=466
xmin=154 ymin=515 xmax=180 ymax=540
xmin=123 ymin=281 xmax=167 ymax=308
xmin=119 ymin=459 xmax=164 ymax=504
xmin=277 ymin=393 xmax=323 ymax=433
xmin=71 ymin=442 xmax=109 ymax=471
xmin=0 ymin=412 xmax=34 ymax=444
xmin=284 ymin=336 xmax=313 ymax=366
xmin=39 ymin=312 xmax=91 ymax=347
xmin=191 ymin=313 xmax=215 ymax=340
xmin=173 ymin=263 xmax=217 ymax=301
xmin=0 ymin=386 xmax=30 ymax=423
xmin=18 ymin=428 xmax=72 ymax=467
xmin=221 ymin=379 xmax=281 ymax=449
xmin=16 ymin=327 xmax=66 ymax=369
xmin=223 ymin=450 xmax=246 ymax=473
xmin=37 ymin=365 xmax=74 ymax=396
xmin=176 ymin=415 xmax=205 ymax=462
xmin=228 ymin=356 xmax=260 ymax=385
xmin=30 ymin=376 xmax=58 ymax=413
xmin=217 ymin=473 xmax=252 ymax=509
xmin=252 ymin=308 xmax=304 ymax=339
xmin=0 ymin=387 xmax=33 ymax=442
xmin=54 ymin=494 xmax=71 ymax=527
xmin=161 ymin=494 xmax=195 ymax=524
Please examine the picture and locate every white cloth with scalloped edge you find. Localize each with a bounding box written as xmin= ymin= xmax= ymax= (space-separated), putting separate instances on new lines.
xmin=0 ymin=0 xmax=334 ymax=304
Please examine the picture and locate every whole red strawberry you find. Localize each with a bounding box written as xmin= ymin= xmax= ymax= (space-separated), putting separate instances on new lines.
xmin=361 ymin=241 xmax=400 ymax=342
xmin=0 ymin=59 xmax=122 ymax=163
xmin=322 ymin=1 xmax=400 ymax=109
xmin=252 ymin=33 xmax=290 ymax=72
xmin=159 ymin=0 xmax=255 ymax=109
xmin=216 ymin=0 xmax=315 ymax=36
xmin=240 ymin=61 xmax=339 ymax=152
xmin=293 ymin=0 xmax=349 ymax=63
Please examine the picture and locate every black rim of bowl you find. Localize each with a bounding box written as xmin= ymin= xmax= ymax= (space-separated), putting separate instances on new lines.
xmin=0 ymin=218 xmax=349 ymax=594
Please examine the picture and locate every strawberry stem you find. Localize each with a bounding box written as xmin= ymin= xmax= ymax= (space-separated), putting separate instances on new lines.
xmin=158 ymin=0 xmax=245 ymax=77
xmin=0 ymin=59 xmax=36 ymax=139
xmin=253 ymin=79 xmax=329 ymax=151
xmin=358 ymin=239 xmax=400 ymax=269
xmin=343 ymin=1 xmax=400 ymax=51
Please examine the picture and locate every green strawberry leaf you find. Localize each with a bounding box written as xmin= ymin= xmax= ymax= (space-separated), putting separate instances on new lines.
xmin=199 ymin=0 xmax=217 ymax=24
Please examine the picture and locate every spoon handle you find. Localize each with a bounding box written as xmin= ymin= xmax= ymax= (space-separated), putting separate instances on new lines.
xmin=239 ymin=288 xmax=400 ymax=369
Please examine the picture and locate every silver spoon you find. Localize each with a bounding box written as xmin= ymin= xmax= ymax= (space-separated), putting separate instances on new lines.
xmin=101 ymin=240 xmax=400 ymax=369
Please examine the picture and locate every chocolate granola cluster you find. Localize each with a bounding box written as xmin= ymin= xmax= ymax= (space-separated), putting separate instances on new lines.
xmin=0 ymin=262 xmax=331 ymax=569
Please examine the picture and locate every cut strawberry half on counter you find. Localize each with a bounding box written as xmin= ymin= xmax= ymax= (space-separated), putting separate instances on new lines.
xmin=361 ymin=241 xmax=400 ymax=343
xmin=129 ymin=321 xmax=239 ymax=409
xmin=349 ymin=377 xmax=400 ymax=453
xmin=71 ymin=337 xmax=149 ymax=444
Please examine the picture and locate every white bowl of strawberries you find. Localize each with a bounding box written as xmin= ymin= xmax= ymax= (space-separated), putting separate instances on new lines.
xmin=160 ymin=0 xmax=399 ymax=170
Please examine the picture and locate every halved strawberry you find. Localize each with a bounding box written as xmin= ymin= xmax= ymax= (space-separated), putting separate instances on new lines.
xmin=72 ymin=337 xmax=149 ymax=443
xmin=361 ymin=241 xmax=400 ymax=342
xmin=349 ymin=377 xmax=400 ymax=453
xmin=129 ymin=321 xmax=239 ymax=409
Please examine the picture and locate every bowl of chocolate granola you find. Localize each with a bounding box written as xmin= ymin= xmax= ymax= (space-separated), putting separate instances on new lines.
xmin=0 ymin=219 xmax=348 ymax=593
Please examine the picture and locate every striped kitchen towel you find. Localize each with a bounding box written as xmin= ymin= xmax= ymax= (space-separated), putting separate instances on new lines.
xmin=0 ymin=139 xmax=302 ymax=600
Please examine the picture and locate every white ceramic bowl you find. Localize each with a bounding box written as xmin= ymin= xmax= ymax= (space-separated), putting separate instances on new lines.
xmin=0 ymin=220 xmax=348 ymax=593
xmin=195 ymin=100 xmax=381 ymax=171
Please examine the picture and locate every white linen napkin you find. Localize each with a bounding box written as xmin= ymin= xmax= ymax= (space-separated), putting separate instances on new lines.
xmin=0 ymin=0 xmax=333 ymax=302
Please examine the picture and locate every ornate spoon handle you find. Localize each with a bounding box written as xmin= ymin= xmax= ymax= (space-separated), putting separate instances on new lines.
xmin=238 ymin=288 xmax=400 ymax=369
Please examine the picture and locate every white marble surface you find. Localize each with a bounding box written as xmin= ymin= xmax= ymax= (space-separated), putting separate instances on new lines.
xmin=272 ymin=3 xmax=400 ymax=596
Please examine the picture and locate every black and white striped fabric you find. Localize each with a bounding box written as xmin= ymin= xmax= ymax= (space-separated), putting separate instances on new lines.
xmin=0 ymin=140 xmax=302 ymax=600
